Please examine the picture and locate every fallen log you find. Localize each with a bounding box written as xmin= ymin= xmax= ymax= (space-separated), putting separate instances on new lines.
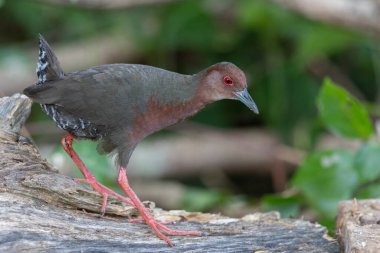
xmin=337 ymin=199 xmax=380 ymax=253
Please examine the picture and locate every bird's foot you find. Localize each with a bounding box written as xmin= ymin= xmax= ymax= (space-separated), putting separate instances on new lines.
xmin=125 ymin=209 xmax=202 ymax=246
xmin=145 ymin=216 xmax=201 ymax=247
xmin=127 ymin=217 xmax=144 ymax=223
xmin=156 ymin=223 xmax=202 ymax=237
xmin=73 ymin=177 xmax=134 ymax=215
xmin=117 ymin=166 xmax=201 ymax=247
xmin=127 ymin=217 xmax=171 ymax=225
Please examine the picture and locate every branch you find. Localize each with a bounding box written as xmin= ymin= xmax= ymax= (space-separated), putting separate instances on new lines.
xmin=337 ymin=199 xmax=380 ymax=252
xmin=273 ymin=0 xmax=380 ymax=36
xmin=0 ymin=94 xmax=32 ymax=141
xmin=129 ymin=127 xmax=301 ymax=177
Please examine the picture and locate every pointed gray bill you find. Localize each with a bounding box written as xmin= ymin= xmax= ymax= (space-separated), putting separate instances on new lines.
xmin=234 ymin=88 xmax=259 ymax=114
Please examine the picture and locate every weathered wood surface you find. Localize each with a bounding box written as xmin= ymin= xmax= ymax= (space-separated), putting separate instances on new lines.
xmin=0 ymin=94 xmax=339 ymax=252
xmin=337 ymin=199 xmax=380 ymax=253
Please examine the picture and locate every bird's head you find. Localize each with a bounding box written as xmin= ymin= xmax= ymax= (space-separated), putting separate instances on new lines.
xmin=199 ymin=62 xmax=259 ymax=114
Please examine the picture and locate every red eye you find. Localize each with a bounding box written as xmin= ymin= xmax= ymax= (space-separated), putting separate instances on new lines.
xmin=223 ymin=76 xmax=234 ymax=86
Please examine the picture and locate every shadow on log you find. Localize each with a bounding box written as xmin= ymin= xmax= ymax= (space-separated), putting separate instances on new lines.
xmin=0 ymin=94 xmax=339 ymax=252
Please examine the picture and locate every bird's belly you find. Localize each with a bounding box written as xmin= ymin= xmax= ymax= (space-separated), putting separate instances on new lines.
xmin=42 ymin=104 xmax=105 ymax=139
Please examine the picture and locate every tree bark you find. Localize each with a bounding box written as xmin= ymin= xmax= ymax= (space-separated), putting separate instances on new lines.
xmin=0 ymin=94 xmax=339 ymax=252
xmin=337 ymin=199 xmax=380 ymax=253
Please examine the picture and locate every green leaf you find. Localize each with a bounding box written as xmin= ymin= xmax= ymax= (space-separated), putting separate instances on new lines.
xmin=356 ymin=184 xmax=380 ymax=199
xmin=354 ymin=142 xmax=380 ymax=183
xmin=292 ymin=149 xmax=358 ymax=219
xmin=182 ymin=188 xmax=227 ymax=212
xmin=262 ymin=194 xmax=301 ymax=218
xmin=317 ymin=78 xmax=373 ymax=139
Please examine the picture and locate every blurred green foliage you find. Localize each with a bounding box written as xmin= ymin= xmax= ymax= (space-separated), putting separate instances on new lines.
xmin=1 ymin=0 xmax=380 ymax=231
xmin=262 ymin=195 xmax=301 ymax=218
xmin=293 ymin=149 xmax=358 ymax=220
xmin=264 ymin=79 xmax=380 ymax=232
xmin=318 ymin=79 xmax=373 ymax=139
xmin=182 ymin=187 xmax=230 ymax=212
xmin=2 ymin=0 xmax=378 ymax=146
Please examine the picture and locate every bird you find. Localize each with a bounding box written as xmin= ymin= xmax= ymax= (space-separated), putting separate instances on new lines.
xmin=23 ymin=35 xmax=259 ymax=247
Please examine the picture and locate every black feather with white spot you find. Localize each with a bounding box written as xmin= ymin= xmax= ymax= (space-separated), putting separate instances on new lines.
xmin=35 ymin=35 xmax=103 ymax=139
xmin=36 ymin=39 xmax=48 ymax=84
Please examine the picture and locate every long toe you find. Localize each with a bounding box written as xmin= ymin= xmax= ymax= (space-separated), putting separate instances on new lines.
xmin=145 ymin=219 xmax=201 ymax=247
xmin=74 ymin=177 xmax=135 ymax=213
xmin=156 ymin=222 xmax=202 ymax=236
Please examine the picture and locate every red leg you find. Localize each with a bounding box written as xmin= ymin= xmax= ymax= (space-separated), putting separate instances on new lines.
xmin=127 ymin=218 xmax=171 ymax=224
xmin=117 ymin=166 xmax=201 ymax=247
xmin=61 ymin=134 xmax=134 ymax=214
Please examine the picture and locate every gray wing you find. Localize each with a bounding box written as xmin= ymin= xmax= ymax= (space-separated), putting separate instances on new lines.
xmin=24 ymin=64 xmax=149 ymax=128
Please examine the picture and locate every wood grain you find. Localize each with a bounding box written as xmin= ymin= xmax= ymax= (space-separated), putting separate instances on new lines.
xmin=337 ymin=199 xmax=380 ymax=253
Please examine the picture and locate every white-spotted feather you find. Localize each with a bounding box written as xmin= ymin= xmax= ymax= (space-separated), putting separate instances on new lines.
xmin=35 ymin=35 xmax=102 ymax=139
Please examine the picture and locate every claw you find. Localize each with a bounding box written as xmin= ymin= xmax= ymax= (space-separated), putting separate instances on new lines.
xmin=117 ymin=166 xmax=201 ymax=247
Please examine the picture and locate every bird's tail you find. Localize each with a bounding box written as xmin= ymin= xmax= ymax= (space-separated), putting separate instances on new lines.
xmin=36 ymin=34 xmax=65 ymax=85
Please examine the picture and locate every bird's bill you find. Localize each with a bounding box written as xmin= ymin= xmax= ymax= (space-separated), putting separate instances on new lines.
xmin=234 ymin=88 xmax=259 ymax=114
